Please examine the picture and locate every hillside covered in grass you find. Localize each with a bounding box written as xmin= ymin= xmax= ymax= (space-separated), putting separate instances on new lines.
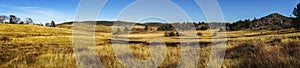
xmin=1 ymin=22 xmax=300 ymax=67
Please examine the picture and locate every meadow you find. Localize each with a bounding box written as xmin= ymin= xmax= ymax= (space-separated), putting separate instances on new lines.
xmin=1 ymin=23 xmax=300 ymax=68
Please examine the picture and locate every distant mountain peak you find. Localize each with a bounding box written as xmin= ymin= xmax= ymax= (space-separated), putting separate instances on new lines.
xmin=263 ymin=13 xmax=289 ymax=19
xmin=229 ymin=13 xmax=293 ymax=31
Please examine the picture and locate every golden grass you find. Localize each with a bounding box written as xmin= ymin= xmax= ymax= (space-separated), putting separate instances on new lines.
xmin=1 ymin=24 xmax=300 ymax=67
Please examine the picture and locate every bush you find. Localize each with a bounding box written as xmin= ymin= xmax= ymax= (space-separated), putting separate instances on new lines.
xmin=226 ymin=41 xmax=300 ymax=68
xmin=197 ymin=32 xmax=203 ymax=36
xmin=200 ymin=26 xmax=208 ymax=30
xmin=0 ymin=36 xmax=11 ymax=43
xmin=269 ymin=38 xmax=282 ymax=45
xmin=225 ymin=42 xmax=266 ymax=59
xmin=164 ymin=31 xmax=179 ymax=37
xmin=144 ymin=25 xmax=149 ymax=31
xmin=234 ymin=41 xmax=300 ymax=68
xmin=238 ymin=50 xmax=300 ymax=68
xmin=157 ymin=24 xmax=174 ymax=31
xmin=283 ymin=41 xmax=300 ymax=56
xmin=168 ymin=32 xmax=176 ymax=36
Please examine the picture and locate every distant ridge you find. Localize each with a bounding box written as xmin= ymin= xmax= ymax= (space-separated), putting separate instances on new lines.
xmin=58 ymin=21 xmax=139 ymax=26
xmin=58 ymin=13 xmax=294 ymax=31
xmin=227 ymin=13 xmax=293 ymax=31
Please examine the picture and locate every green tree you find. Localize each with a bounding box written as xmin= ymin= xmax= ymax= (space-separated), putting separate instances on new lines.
xmin=0 ymin=15 xmax=8 ymax=23
xmin=25 ymin=18 xmax=33 ymax=24
xmin=9 ymin=15 xmax=21 ymax=24
xmin=199 ymin=26 xmax=209 ymax=30
xmin=293 ymin=3 xmax=300 ymax=17
xmin=45 ymin=23 xmax=51 ymax=27
xmin=157 ymin=24 xmax=174 ymax=31
xmin=144 ymin=25 xmax=149 ymax=31
xmin=244 ymin=19 xmax=252 ymax=28
xmin=50 ymin=20 xmax=56 ymax=27
xmin=9 ymin=15 xmax=16 ymax=24
xmin=293 ymin=3 xmax=300 ymax=29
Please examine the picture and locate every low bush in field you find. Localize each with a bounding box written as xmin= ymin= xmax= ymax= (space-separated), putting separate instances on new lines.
xmin=197 ymin=32 xmax=203 ymax=36
xmin=283 ymin=41 xmax=300 ymax=57
xmin=197 ymin=26 xmax=209 ymax=30
xmin=225 ymin=42 xmax=266 ymax=59
xmin=157 ymin=24 xmax=174 ymax=31
xmin=164 ymin=31 xmax=180 ymax=37
xmin=0 ymin=36 xmax=11 ymax=43
xmin=225 ymin=41 xmax=300 ymax=68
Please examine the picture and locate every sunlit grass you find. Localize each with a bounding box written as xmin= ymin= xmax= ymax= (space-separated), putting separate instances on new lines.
xmin=1 ymin=24 xmax=300 ymax=67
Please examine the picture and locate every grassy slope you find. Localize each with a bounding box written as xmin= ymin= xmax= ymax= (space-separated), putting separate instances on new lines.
xmin=0 ymin=24 xmax=75 ymax=67
xmin=1 ymin=24 xmax=300 ymax=67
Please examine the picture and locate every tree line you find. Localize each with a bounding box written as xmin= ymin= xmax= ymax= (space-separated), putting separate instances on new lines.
xmin=0 ymin=15 xmax=56 ymax=27
xmin=155 ymin=3 xmax=300 ymax=31
xmin=155 ymin=22 xmax=209 ymax=31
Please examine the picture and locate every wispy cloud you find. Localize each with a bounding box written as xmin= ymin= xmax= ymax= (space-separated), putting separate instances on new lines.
xmin=0 ymin=4 xmax=59 ymax=15
xmin=0 ymin=4 xmax=73 ymax=23
xmin=17 ymin=7 xmax=55 ymax=15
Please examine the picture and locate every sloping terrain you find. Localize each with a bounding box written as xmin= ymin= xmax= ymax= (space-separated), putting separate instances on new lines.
xmin=228 ymin=13 xmax=293 ymax=31
xmin=1 ymin=22 xmax=300 ymax=67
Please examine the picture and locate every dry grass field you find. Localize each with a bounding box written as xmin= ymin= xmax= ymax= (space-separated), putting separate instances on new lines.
xmin=1 ymin=24 xmax=300 ymax=68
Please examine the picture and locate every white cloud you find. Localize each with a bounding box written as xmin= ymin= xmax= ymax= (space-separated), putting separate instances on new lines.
xmin=0 ymin=4 xmax=73 ymax=24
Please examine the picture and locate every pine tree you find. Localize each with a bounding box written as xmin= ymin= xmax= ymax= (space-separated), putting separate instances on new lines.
xmin=51 ymin=20 xmax=56 ymax=27
xmin=293 ymin=3 xmax=300 ymax=29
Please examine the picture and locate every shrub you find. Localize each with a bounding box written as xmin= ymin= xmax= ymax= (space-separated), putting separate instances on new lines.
xmin=157 ymin=24 xmax=174 ymax=31
xmin=197 ymin=32 xmax=203 ymax=36
xmin=238 ymin=50 xmax=300 ymax=68
xmin=0 ymin=36 xmax=11 ymax=43
xmin=144 ymin=25 xmax=149 ymax=31
xmin=164 ymin=31 xmax=169 ymax=36
xmin=234 ymin=41 xmax=300 ymax=68
xmin=273 ymin=38 xmax=282 ymax=43
xmin=164 ymin=31 xmax=179 ymax=37
xmin=226 ymin=41 xmax=300 ymax=68
xmin=168 ymin=31 xmax=176 ymax=36
xmin=197 ymin=26 xmax=209 ymax=30
xmin=225 ymin=42 xmax=266 ymax=59
xmin=51 ymin=20 xmax=56 ymax=27
xmin=283 ymin=41 xmax=300 ymax=57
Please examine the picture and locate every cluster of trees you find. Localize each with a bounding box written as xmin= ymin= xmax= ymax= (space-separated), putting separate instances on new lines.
xmin=157 ymin=24 xmax=174 ymax=31
xmin=158 ymin=3 xmax=300 ymax=31
xmin=0 ymin=15 xmax=32 ymax=24
xmin=144 ymin=25 xmax=154 ymax=31
xmin=226 ymin=13 xmax=294 ymax=31
xmin=226 ymin=3 xmax=300 ymax=31
xmin=45 ymin=21 xmax=56 ymax=27
xmin=156 ymin=14 xmax=294 ymax=31
xmin=164 ymin=31 xmax=180 ymax=37
xmin=226 ymin=19 xmax=252 ymax=31
xmin=0 ymin=15 xmax=56 ymax=27
xmin=157 ymin=22 xmax=209 ymax=31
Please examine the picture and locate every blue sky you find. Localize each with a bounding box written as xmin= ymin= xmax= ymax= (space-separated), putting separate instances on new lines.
xmin=0 ymin=0 xmax=299 ymax=24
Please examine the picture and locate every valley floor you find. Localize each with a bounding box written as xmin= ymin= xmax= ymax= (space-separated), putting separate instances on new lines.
xmin=1 ymin=24 xmax=300 ymax=68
